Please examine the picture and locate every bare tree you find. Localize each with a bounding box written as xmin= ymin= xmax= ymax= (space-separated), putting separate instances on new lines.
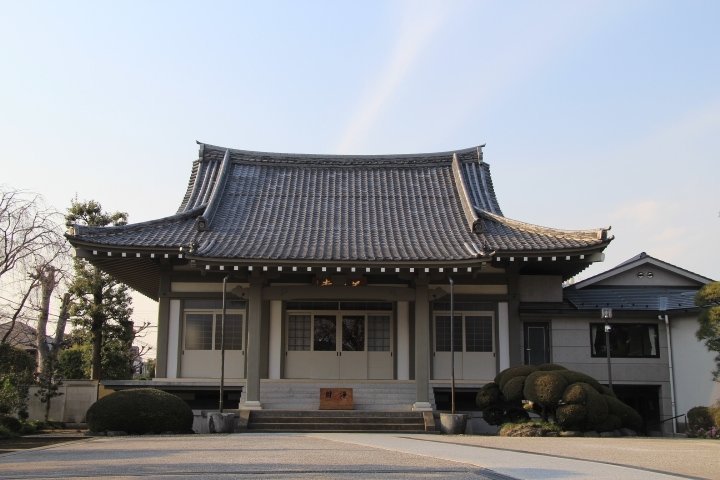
xmin=0 ymin=187 xmax=67 ymax=347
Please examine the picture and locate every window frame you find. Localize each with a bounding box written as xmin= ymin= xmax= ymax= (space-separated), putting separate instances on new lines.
xmin=433 ymin=310 xmax=495 ymax=353
xmin=590 ymin=322 xmax=660 ymax=359
xmin=183 ymin=307 xmax=245 ymax=352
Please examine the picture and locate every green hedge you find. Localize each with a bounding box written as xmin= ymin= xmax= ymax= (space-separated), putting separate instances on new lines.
xmin=86 ymin=388 xmax=193 ymax=434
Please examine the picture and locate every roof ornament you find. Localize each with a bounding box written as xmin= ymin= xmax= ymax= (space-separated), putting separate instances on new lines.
xmin=477 ymin=144 xmax=486 ymax=163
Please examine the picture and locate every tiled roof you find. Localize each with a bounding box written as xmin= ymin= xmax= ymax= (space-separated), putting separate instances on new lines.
xmin=68 ymin=143 xmax=611 ymax=264
xmin=564 ymin=287 xmax=699 ymax=311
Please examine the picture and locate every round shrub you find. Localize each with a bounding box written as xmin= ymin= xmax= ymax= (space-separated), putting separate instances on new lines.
xmin=506 ymin=407 xmax=530 ymax=423
xmin=495 ymin=365 xmax=536 ymax=389
xmin=584 ymin=388 xmax=609 ymax=427
xmin=593 ymin=413 xmax=622 ymax=432
xmin=482 ymin=406 xmax=506 ymax=426
xmin=0 ymin=415 xmax=21 ymax=433
xmin=501 ymin=376 xmax=526 ymax=402
xmin=523 ymin=371 xmax=568 ymax=406
xmin=687 ymin=406 xmax=714 ymax=431
xmin=86 ymin=388 xmax=193 ymax=434
xmin=605 ymin=395 xmax=642 ymax=431
xmin=563 ymin=382 xmax=590 ymax=404
xmin=556 ymin=404 xmax=587 ymax=430
xmin=535 ymin=363 xmax=568 ymax=372
xmin=476 ymin=383 xmax=503 ymax=410
xmin=556 ymin=371 xmax=602 ymax=393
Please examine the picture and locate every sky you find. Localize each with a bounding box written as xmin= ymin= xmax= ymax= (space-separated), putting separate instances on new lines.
xmin=2 ymin=1 xmax=718 ymax=356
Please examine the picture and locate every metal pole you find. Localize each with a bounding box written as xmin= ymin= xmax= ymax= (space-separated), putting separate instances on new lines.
xmin=601 ymin=308 xmax=613 ymax=394
xmin=219 ymin=275 xmax=229 ymax=413
xmin=605 ymin=320 xmax=613 ymax=392
xmin=449 ymin=276 xmax=455 ymax=415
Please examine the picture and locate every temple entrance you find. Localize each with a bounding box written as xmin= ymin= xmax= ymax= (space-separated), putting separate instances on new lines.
xmin=432 ymin=312 xmax=495 ymax=380
xmin=284 ymin=307 xmax=393 ymax=380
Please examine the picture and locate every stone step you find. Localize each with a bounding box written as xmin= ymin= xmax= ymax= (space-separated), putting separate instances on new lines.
xmin=247 ymin=410 xmax=426 ymax=433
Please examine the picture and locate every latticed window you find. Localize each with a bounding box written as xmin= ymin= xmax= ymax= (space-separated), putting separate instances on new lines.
xmin=288 ymin=315 xmax=311 ymax=351
xmin=435 ymin=315 xmax=462 ymax=352
xmin=184 ymin=304 xmax=245 ymax=351
xmin=214 ymin=314 xmax=243 ymax=350
xmin=465 ymin=315 xmax=493 ymax=352
xmin=367 ymin=315 xmax=391 ymax=351
xmin=185 ymin=313 xmax=213 ymax=350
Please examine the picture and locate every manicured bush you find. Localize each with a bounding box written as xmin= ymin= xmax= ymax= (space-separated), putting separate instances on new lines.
xmin=556 ymin=371 xmax=602 ymax=393
xmin=494 ymin=365 xmax=536 ymax=389
xmin=86 ymin=388 xmax=193 ymax=434
xmin=556 ymin=404 xmax=587 ymax=430
xmin=501 ymin=376 xmax=526 ymax=402
xmin=476 ymin=383 xmax=502 ymax=410
xmin=0 ymin=415 xmax=21 ymax=432
xmin=523 ymin=371 xmax=568 ymax=406
xmin=481 ymin=406 xmax=507 ymax=426
xmin=593 ymin=413 xmax=622 ymax=433
xmin=605 ymin=395 xmax=642 ymax=431
xmin=535 ymin=363 xmax=568 ymax=372
xmin=687 ymin=406 xmax=714 ymax=432
xmin=562 ymin=382 xmax=589 ymax=404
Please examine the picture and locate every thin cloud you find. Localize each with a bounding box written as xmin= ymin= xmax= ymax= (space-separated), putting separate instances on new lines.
xmin=336 ymin=3 xmax=453 ymax=153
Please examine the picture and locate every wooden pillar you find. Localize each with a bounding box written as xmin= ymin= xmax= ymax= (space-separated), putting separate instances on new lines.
xmin=242 ymin=274 xmax=263 ymax=409
xmin=507 ymin=270 xmax=522 ymax=366
xmin=155 ymin=270 xmax=171 ymax=378
xmin=413 ymin=278 xmax=433 ymax=411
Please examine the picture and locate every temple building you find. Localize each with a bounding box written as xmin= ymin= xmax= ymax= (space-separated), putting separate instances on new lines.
xmin=66 ymin=143 xmax=612 ymax=413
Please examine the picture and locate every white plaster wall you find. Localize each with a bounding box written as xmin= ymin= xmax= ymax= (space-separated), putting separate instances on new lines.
xmin=671 ymin=314 xmax=720 ymax=414
xmin=593 ymin=267 xmax=699 ymax=287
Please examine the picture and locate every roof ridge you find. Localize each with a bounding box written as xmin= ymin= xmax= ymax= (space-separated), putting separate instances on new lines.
xmin=196 ymin=141 xmax=486 ymax=163
xmin=478 ymin=210 xmax=610 ymax=240
xmin=69 ymin=206 xmax=204 ymax=236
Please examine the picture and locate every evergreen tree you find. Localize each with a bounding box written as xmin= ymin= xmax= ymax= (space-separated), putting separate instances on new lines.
xmin=696 ymin=281 xmax=720 ymax=381
xmin=66 ymin=200 xmax=134 ymax=380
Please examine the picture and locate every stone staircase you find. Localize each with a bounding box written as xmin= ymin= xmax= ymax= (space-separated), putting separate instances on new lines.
xmin=247 ymin=410 xmax=428 ymax=432
xmin=239 ymin=380 xmax=436 ymax=411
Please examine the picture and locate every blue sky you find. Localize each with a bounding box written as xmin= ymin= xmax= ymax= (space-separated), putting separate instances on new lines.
xmin=2 ymin=1 xmax=718 ymax=351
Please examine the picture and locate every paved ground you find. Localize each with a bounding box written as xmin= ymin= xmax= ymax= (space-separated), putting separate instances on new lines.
xmin=0 ymin=433 xmax=716 ymax=480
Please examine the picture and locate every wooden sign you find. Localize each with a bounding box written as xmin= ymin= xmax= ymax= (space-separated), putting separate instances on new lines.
xmin=319 ymin=388 xmax=353 ymax=410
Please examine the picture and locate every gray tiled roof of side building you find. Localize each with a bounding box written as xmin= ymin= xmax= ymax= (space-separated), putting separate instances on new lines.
xmin=68 ymin=143 xmax=610 ymax=262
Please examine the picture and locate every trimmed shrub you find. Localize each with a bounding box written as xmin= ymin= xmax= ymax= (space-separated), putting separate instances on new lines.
xmin=506 ymin=407 xmax=530 ymax=423
xmin=523 ymin=371 xmax=568 ymax=406
xmin=482 ymin=406 xmax=507 ymax=426
xmin=501 ymin=376 xmax=526 ymax=402
xmin=605 ymin=395 xmax=642 ymax=431
xmin=563 ymin=382 xmax=590 ymax=404
xmin=556 ymin=371 xmax=602 ymax=393
xmin=585 ymin=388 xmax=609 ymax=428
xmin=687 ymin=406 xmax=714 ymax=431
xmin=535 ymin=363 xmax=568 ymax=372
xmin=86 ymin=388 xmax=193 ymax=434
xmin=593 ymin=413 xmax=623 ymax=433
xmin=494 ymin=365 xmax=536 ymax=389
xmin=476 ymin=383 xmax=503 ymax=410
xmin=556 ymin=404 xmax=587 ymax=430
xmin=0 ymin=415 xmax=21 ymax=432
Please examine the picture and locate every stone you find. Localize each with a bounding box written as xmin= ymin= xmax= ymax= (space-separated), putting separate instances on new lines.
xmin=583 ymin=430 xmax=600 ymax=437
xmin=619 ymin=428 xmax=637 ymax=437
xmin=559 ymin=430 xmax=584 ymax=437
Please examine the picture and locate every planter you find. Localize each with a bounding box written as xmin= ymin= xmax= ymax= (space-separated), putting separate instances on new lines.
xmin=440 ymin=413 xmax=468 ymax=435
xmin=208 ymin=412 xmax=235 ymax=433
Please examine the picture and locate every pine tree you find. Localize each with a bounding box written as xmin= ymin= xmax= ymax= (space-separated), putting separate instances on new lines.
xmin=66 ymin=200 xmax=134 ymax=380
